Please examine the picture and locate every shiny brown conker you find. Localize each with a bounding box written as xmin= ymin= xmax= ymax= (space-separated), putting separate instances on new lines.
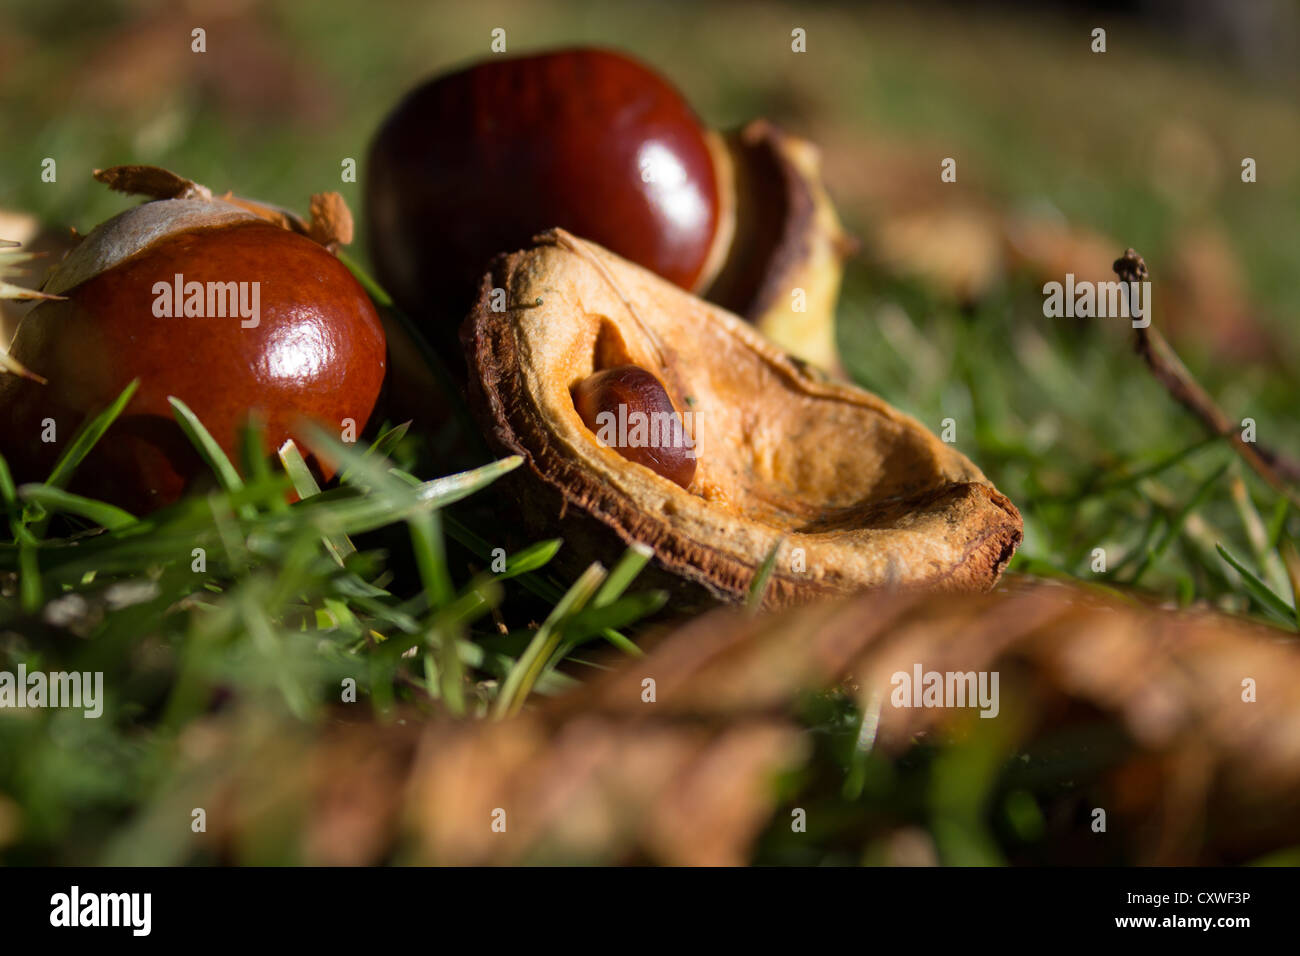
xmin=572 ymin=364 xmax=696 ymax=489
xmin=366 ymin=48 xmax=726 ymax=336
xmin=0 ymin=216 xmax=387 ymax=514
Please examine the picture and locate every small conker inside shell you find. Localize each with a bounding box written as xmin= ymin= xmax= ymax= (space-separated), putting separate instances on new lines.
xmin=0 ymin=198 xmax=387 ymax=514
xmin=572 ymin=364 xmax=696 ymax=489
xmin=366 ymin=48 xmax=727 ymax=334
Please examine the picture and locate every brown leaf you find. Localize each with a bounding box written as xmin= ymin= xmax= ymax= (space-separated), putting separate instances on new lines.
xmin=872 ymin=207 xmax=1005 ymax=303
xmin=403 ymin=714 xmax=804 ymax=865
xmin=153 ymin=579 xmax=1300 ymax=866
xmin=172 ymin=708 xmax=802 ymax=866
xmin=605 ymin=580 xmax=1300 ymax=863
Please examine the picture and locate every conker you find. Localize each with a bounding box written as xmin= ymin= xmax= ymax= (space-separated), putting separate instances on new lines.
xmin=572 ymin=364 xmax=696 ymax=489
xmin=0 ymin=199 xmax=387 ymax=514
xmin=366 ymin=48 xmax=852 ymax=374
xmin=367 ymin=48 xmax=729 ymax=334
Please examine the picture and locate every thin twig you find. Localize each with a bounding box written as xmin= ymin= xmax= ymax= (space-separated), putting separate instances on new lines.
xmin=1114 ymin=248 xmax=1300 ymax=507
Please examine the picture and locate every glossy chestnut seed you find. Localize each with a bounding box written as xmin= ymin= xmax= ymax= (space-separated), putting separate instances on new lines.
xmin=366 ymin=48 xmax=723 ymax=334
xmin=572 ymin=364 xmax=696 ymax=489
xmin=0 ymin=221 xmax=387 ymax=514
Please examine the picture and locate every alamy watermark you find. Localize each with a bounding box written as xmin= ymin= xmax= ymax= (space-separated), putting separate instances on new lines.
xmin=152 ymin=273 xmax=260 ymax=328
xmin=890 ymin=663 xmax=1000 ymax=718
xmin=1042 ymin=273 xmax=1150 ymax=328
xmin=0 ymin=665 xmax=103 ymax=718
xmin=591 ymin=403 xmax=698 ymax=459
xmin=50 ymin=886 xmax=151 ymax=936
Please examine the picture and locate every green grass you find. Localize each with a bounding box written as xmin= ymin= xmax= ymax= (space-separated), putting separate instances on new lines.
xmin=837 ymin=264 xmax=1300 ymax=622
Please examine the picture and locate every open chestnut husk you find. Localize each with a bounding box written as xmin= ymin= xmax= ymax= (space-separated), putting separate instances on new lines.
xmin=462 ymin=230 xmax=1021 ymax=610
xmin=0 ymin=168 xmax=387 ymax=514
xmin=367 ymin=47 xmax=851 ymax=373
xmin=703 ymin=120 xmax=854 ymax=374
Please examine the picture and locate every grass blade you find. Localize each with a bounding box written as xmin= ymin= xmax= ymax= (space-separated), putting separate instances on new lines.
xmin=1229 ymin=473 xmax=1290 ymax=598
xmin=1282 ymin=539 xmax=1300 ymax=626
xmin=44 ymin=379 xmax=139 ymax=492
xmin=441 ymin=514 xmax=641 ymax=655
xmin=1216 ymin=543 xmax=1298 ymax=626
xmin=277 ymin=439 xmax=354 ymax=563
xmin=747 ymin=538 xmax=783 ymax=609
xmin=340 ymin=421 xmax=411 ymax=485
xmin=238 ymin=415 xmax=286 ymax=515
xmin=0 ymin=453 xmax=42 ymax=610
xmin=1266 ymin=498 xmax=1289 ymax=551
xmin=494 ymin=538 xmax=564 ymax=579
xmin=495 ymin=562 xmax=606 ymax=718
xmin=277 ymin=438 xmax=322 ymax=499
xmin=19 ymin=484 xmax=136 ymax=530
xmin=168 ymin=396 xmax=244 ymax=496
xmin=593 ymin=542 xmax=653 ymax=607
xmin=1130 ymin=460 xmax=1229 ymax=586
xmin=409 ymin=509 xmax=454 ymax=609
xmin=553 ymin=589 xmax=667 ymax=660
xmin=1082 ymin=435 xmax=1219 ymax=498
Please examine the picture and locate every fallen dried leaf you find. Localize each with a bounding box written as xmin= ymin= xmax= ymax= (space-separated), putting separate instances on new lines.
xmin=155 ymin=578 xmax=1300 ymax=866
